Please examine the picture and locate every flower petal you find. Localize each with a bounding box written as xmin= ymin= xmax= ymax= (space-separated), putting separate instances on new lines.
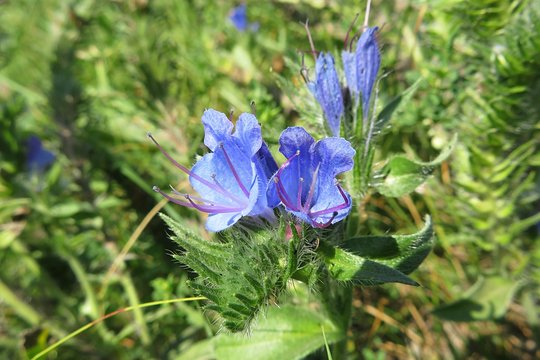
xmin=342 ymin=50 xmax=358 ymax=96
xmin=313 ymin=137 xmax=356 ymax=182
xmin=202 ymin=109 xmax=234 ymax=151
xmin=308 ymin=53 xmax=344 ymax=137
xmin=278 ymin=127 xmax=315 ymax=158
xmin=234 ymin=113 xmax=263 ymax=156
xmin=355 ymin=27 xmax=380 ymax=119
xmin=206 ymin=212 xmax=243 ymax=232
xmin=190 ymin=146 xmax=251 ymax=207
xmin=309 ymin=186 xmax=352 ymax=225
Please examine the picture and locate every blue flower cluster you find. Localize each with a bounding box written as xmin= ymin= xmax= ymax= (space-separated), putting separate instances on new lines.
xmin=308 ymin=26 xmax=381 ymax=136
xmin=150 ymin=109 xmax=355 ymax=232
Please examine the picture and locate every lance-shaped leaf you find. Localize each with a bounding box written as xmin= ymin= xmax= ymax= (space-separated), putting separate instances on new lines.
xmin=375 ymin=78 xmax=423 ymax=137
xmin=317 ymin=241 xmax=418 ymax=286
xmin=214 ymin=305 xmax=343 ymax=360
xmin=374 ymin=134 xmax=457 ymax=197
xmin=340 ymin=216 xmax=433 ymax=275
xmin=432 ymin=275 xmax=521 ymax=321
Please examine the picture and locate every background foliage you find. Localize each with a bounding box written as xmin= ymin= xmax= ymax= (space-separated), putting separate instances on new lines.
xmin=0 ymin=0 xmax=538 ymax=358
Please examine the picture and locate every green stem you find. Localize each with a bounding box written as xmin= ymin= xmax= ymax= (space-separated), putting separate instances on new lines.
xmin=0 ymin=279 xmax=65 ymax=339
xmin=62 ymin=253 xmax=115 ymax=342
xmin=120 ymin=275 xmax=150 ymax=344
xmin=0 ymin=279 xmax=41 ymax=326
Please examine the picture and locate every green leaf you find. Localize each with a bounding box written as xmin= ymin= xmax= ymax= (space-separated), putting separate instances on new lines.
xmin=432 ymin=275 xmax=521 ymax=321
xmin=342 ymin=216 xmax=433 ymax=275
xmin=176 ymin=339 xmax=215 ymax=360
xmin=375 ymin=78 xmax=423 ymax=135
xmin=374 ymin=134 xmax=457 ymax=197
xmin=318 ymin=242 xmax=418 ymax=286
xmin=214 ymin=305 xmax=343 ymax=360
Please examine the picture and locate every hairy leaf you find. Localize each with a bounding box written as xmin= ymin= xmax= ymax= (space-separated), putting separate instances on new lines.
xmin=214 ymin=305 xmax=343 ymax=360
xmin=318 ymin=241 xmax=418 ymax=286
xmin=433 ymin=275 xmax=521 ymax=321
xmin=374 ymin=134 xmax=457 ymax=197
xmin=342 ymin=216 xmax=433 ymax=275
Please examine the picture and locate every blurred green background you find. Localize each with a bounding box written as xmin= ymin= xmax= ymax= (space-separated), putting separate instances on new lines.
xmin=1 ymin=0 xmax=539 ymax=358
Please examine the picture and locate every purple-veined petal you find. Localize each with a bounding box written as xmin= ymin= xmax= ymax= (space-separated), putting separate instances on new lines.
xmin=206 ymin=212 xmax=244 ymax=232
xmin=342 ymin=26 xmax=380 ymax=119
xmin=269 ymin=127 xmax=355 ymax=228
xmin=202 ymin=109 xmax=234 ymax=151
xmin=234 ymin=113 xmax=263 ymax=156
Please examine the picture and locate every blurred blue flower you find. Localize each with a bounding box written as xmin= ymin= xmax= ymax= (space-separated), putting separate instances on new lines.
xmin=26 ymin=136 xmax=55 ymax=173
xmin=267 ymin=127 xmax=355 ymax=228
xmin=151 ymin=109 xmax=277 ymax=232
xmin=229 ymin=4 xmax=259 ymax=32
xmin=342 ymin=26 xmax=380 ymax=119
xmin=308 ymin=52 xmax=344 ymax=137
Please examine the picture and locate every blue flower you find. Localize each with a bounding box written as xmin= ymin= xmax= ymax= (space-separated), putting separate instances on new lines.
xmin=26 ymin=136 xmax=55 ymax=173
xmin=229 ymin=4 xmax=259 ymax=32
xmin=308 ymin=52 xmax=344 ymax=137
xmin=267 ymin=127 xmax=355 ymax=228
xmin=342 ymin=26 xmax=380 ymax=119
xmin=150 ymin=109 xmax=277 ymax=232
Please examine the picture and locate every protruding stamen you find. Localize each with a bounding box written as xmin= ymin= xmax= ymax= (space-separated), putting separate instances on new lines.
xmin=313 ymin=211 xmax=338 ymax=228
xmin=148 ymin=133 xmax=244 ymax=204
xmin=229 ymin=109 xmax=234 ymax=121
xmin=276 ymin=150 xmax=300 ymax=178
xmin=303 ymin=19 xmax=317 ymax=61
xmin=274 ymin=177 xmax=297 ymax=211
xmin=309 ymin=184 xmax=350 ymax=217
xmin=153 ymin=186 xmax=242 ymax=214
xmin=297 ymin=177 xmax=304 ymax=210
xmin=274 ymin=150 xmax=303 ymax=211
xmin=303 ymin=163 xmax=320 ymax=211
xmin=169 ymin=185 xmax=216 ymax=206
xmin=344 ymin=13 xmax=360 ymax=49
xmin=219 ymin=143 xmax=250 ymax=197
xmin=250 ymin=100 xmax=256 ymax=115
xmin=299 ymin=52 xmax=310 ymax=83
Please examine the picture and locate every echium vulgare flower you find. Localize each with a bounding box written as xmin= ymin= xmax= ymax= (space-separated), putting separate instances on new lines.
xmin=307 ymin=52 xmax=344 ymax=137
xmin=267 ymin=127 xmax=355 ymax=228
xmin=150 ymin=109 xmax=278 ymax=232
xmin=26 ymin=136 xmax=55 ymax=173
xmin=229 ymin=4 xmax=259 ymax=32
xmin=342 ymin=26 xmax=381 ymax=120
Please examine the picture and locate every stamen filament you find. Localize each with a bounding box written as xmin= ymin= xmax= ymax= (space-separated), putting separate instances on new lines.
xmin=219 ymin=143 xmax=250 ymax=197
xmin=169 ymin=185 xmax=216 ymax=206
xmin=309 ymin=184 xmax=350 ymax=217
xmin=313 ymin=211 xmax=338 ymax=228
xmin=276 ymin=150 xmax=300 ymax=178
xmin=274 ymin=177 xmax=298 ymax=211
xmin=153 ymin=186 xmax=242 ymax=214
xmin=303 ymin=163 xmax=320 ymax=212
xmin=344 ymin=13 xmax=360 ymax=49
xmin=210 ymin=174 xmax=246 ymax=205
xmin=297 ymin=177 xmax=304 ymax=210
xmin=148 ymin=133 xmax=244 ymax=204
xmin=304 ymin=19 xmax=317 ymax=61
